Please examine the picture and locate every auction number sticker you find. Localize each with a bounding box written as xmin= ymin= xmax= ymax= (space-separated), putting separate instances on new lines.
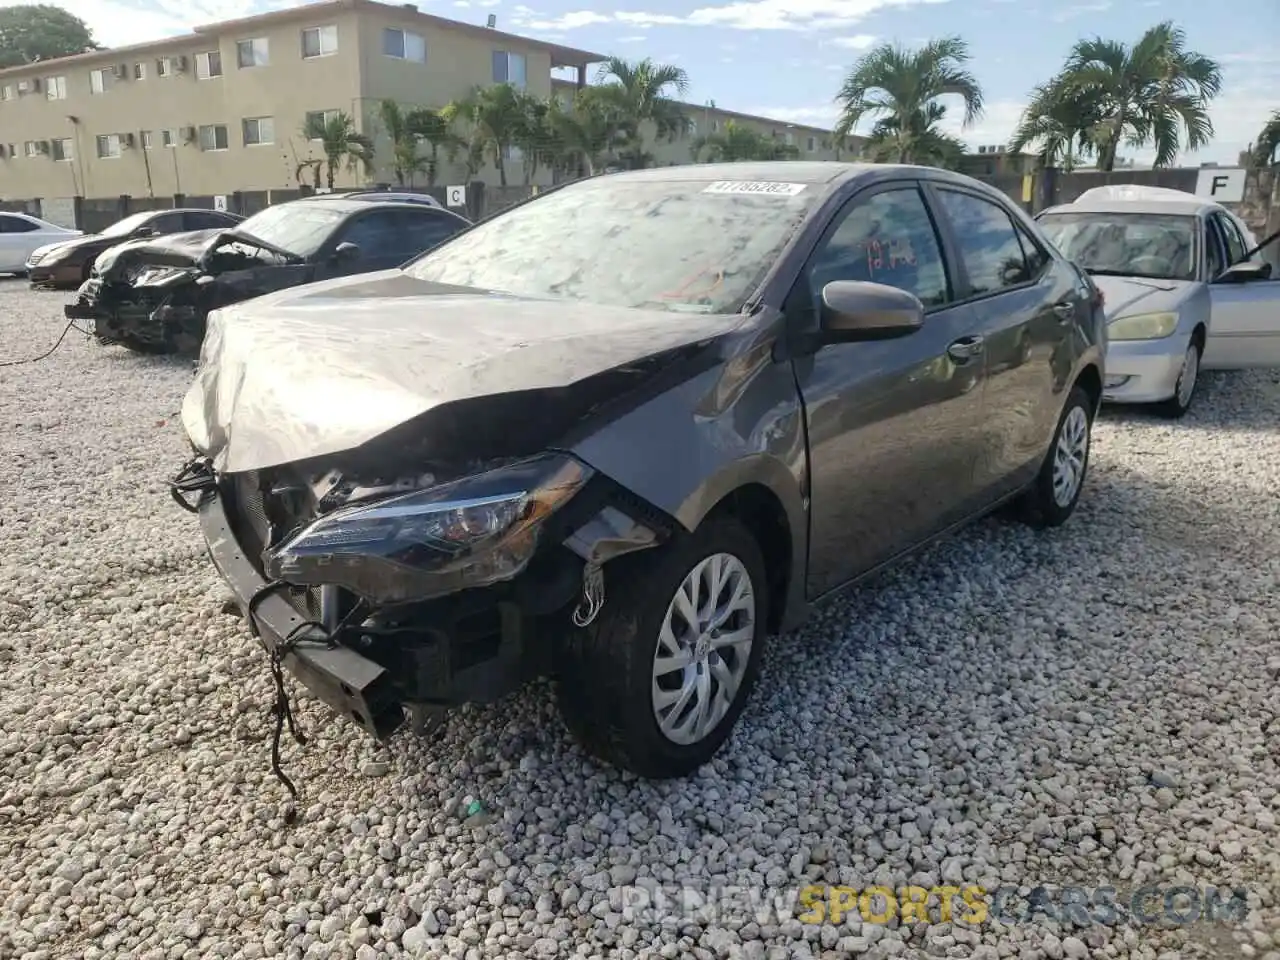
xmin=702 ymin=180 xmax=807 ymax=196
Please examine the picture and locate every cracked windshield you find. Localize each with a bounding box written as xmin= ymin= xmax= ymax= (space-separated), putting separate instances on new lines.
xmin=1038 ymin=212 xmax=1198 ymax=281
xmin=404 ymin=178 xmax=817 ymax=313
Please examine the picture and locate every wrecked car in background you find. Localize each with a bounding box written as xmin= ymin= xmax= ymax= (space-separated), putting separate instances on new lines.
xmin=171 ymin=162 xmax=1104 ymax=788
xmin=65 ymin=198 xmax=471 ymax=354
xmin=29 ymin=207 xmax=244 ymax=289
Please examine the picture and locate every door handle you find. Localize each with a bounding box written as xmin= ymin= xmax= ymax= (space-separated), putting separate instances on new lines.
xmin=947 ymin=335 xmax=985 ymax=362
xmin=1052 ymin=300 xmax=1076 ymax=322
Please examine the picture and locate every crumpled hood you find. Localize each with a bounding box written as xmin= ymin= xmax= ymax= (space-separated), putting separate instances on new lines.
xmin=1093 ymin=275 xmax=1194 ymax=321
xmin=182 ymin=269 xmax=748 ymax=474
xmin=96 ymin=228 xmax=225 ymax=275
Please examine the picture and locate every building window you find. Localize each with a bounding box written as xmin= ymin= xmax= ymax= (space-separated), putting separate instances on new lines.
xmin=195 ymin=50 xmax=223 ymax=79
xmin=140 ymin=130 xmax=154 ymax=149
xmin=133 ymin=62 xmax=147 ymax=80
xmin=1 ymin=84 xmax=14 ymax=101
xmin=503 ymin=144 xmax=523 ymax=161
xmin=305 ymin=109 xmax=340 ymax=139
xmin=161 ymin=128 xmax=177 ymax=148
xmin=96 ymin=134 xmax=122 ymax=159
xmin=236 ymin=38 xmax=269 ymax=68
xmin=383 ymin=27 xmax=425 ymax=62
xmin=45 ymin=76 xmax=67 ymax=100
xmin=156 ymin=57 xmax=172 ymax=77
xmin=807 ymin=135 xmax=816 ymax=152
xmin=688 ymin=119 xmax=698 ymax=136
xmin=90 ymin=68 xmax=110 ymax=94
xmin=712 ymin=120 xmax=721 ymax=132
xmin=198 ymin=124 xmax=229 ymax=151
xmin=24 ymin=141 xmax=39 ymax=158
xmin=784 ymin=131 xmax=795 ymax=146
xmin=51 ymin=138 xmax=73 ymax=161
xmin=491 ymin=51 xmax=526 ymax=88
xmin=242 ymin=116 xmax=275 ymax=146
xmin=301 ymin=25 xmax=338 ymax=58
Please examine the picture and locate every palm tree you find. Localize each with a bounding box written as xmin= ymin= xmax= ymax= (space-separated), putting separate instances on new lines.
xmin=693 ymin=120 xmax=801 ymax=162
xmin=861 ymin=102 xmax=966 ymax=170
xmin=405 ymin=107 xmax=461 ymax=186
xmin=547 ymin=85 xmax=632 ymax=176
xmin=1008 ymin=78 xmax=1103 ymax=171
xmin=1252 ymin=110 xmax=1280 ymax=168
xmin=833 ymin=36 xmax=983 ymax=166
xmin=596 ymin=56 xmax=691 ymax=167
xmin=303 ymin=111 xmax=375 ymax=190
xmin=378 ymin=99 xmax=428 ymax=186
xmin=1041 ymin=21 xmax=1222 ymax=170
xmin=445 ymin=84 xmax=528 ymax=186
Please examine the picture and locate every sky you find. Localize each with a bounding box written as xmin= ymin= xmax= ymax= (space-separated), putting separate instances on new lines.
xmin=13 ymin=0 xmax=1279 ymax=165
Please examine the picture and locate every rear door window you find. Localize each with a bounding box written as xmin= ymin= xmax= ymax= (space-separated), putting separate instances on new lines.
xmin=935 ymin=189 xmax=1032 ymax=296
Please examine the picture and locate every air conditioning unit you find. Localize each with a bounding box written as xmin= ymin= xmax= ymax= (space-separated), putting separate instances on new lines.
xmin=0 ymin=145 xmax=9 ymax=158
xmin=36 ymin=140 xmax=50 ymax=155
xmin=173 ymin=55 xmax=189 ymax=72
xmin=180 ymin=125 xmax=197 ymax=143
xmin=996 ymin=144 xmax=1006 ymax=153
xmin=16 ymin=80 xmax=30 ymax=94
xmin=111 ymin=63 xmax=129 ymax=80
xmin=122 ymin=132 xmax=136 ymax=148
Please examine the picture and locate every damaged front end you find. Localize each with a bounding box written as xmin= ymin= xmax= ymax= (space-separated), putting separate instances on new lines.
xmin=176 ymin=444 xmax=671 ymax=744
xmin=66 ymin=231 xmax=306 ymax=354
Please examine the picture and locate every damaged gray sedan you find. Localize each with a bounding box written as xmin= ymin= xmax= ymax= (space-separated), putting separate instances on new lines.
xmin=65 ymin=197 xmax=470 ymax=354
xmin=172 ymin=162 xmax=1105 ymax=783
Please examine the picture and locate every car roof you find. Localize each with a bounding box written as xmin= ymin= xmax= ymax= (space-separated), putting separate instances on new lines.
xmin=279 ymin=198 xmax=454 ymax=214
xmin=593 ymin=161 xmax=1029 ymax=201
xmin=1040 ymin=198 xmax=1215 ymax=217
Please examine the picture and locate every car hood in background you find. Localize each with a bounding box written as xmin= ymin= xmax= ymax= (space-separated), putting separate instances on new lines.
xmin=1092 ymin=275 xmax=1195 ymax=321
xmin=182 ymin=270 xmax=748 ymax=474
xmin=95 ymin=228 xmax=227 ymax=275
xmin=29 ymin=236 xmax=87 ymax=260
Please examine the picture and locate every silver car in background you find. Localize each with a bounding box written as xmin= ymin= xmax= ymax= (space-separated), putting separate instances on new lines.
xmin=1038 ymin=190 xmax=1280 ymax=417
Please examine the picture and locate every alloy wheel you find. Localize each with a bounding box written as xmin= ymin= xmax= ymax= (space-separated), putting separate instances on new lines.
xmin=1052 ymin=405 xmax=1089 ymax=508
xmin=651 ymin=552 xmax=756 ymax=746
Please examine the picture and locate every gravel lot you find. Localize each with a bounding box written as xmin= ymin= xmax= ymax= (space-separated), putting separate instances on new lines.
xmin=1 ymin=279 xmax=1277 ymax=960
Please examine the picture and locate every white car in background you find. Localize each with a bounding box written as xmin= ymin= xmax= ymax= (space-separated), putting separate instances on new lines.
xmin=0 ymin=211 xmax=81 ymax=277
xmin=1037 ymin=186 xmax=1280 ymax=417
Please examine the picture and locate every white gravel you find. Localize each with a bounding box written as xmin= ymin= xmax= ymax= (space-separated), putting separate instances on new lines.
xmin=1 ymin=280 xmax=1278 ymax=960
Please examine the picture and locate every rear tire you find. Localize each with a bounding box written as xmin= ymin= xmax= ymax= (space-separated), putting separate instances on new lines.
xmin=1017 ymin=384 xmax=1093 ymax=529
xmin=555 ymin=514 xmax=768 ymax=778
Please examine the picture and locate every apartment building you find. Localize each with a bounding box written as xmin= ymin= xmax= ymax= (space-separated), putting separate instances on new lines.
xmin=0 ymin=0 xmax=602 ymax=199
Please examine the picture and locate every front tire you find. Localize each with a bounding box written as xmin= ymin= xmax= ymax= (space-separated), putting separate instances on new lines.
xmin=555 ymin=515 xmax=769 ymax=778
xmin=1017 ymin=384 xmax=1093 ymax=528
xmin=1153 ymin=337 xmax=1201 ymax=419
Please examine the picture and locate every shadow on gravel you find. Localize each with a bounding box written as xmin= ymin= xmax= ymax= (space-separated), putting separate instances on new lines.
xmin=1100 ymin=369 xmax=1280 ymax=433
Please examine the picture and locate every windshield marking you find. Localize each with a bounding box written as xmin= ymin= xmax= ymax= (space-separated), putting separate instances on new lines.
xmin=702 ymin=181 xmax=807 ymax=197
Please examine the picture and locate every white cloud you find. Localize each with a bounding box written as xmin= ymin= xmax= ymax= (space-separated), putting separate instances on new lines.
xmin=0 ymin=0 xmax=297 ymax=48
xmin=1049 ymin=1 xmax=1111 ymax=23
xmin=830 ymin=34 xmax=877 ymax=49
xmin=513 ymin=0 xmax=949 ymax=33
xmin=616 ymin=34 xmax=648 ymax=42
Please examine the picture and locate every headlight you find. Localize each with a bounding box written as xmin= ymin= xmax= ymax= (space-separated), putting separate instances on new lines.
xmin=1108 ymin=312 xmax=1178 ymax=341
xmin=265 ymin=453 xmax=593 ymax=604
xmin=41 ymin=244 xmax=73 ymax=263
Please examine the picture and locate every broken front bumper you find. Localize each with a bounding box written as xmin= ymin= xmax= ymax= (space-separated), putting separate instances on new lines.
xmin=64 ymin=279 xmax=102 ymax=323
xmin=198 ymin=491 xmax=406 ymax=740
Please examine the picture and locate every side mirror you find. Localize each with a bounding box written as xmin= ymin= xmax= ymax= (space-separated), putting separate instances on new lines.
xmin=819 ymin=280 xmax=925 ymax=342
xmin=1216 ymin=260 xmax=1272 ymax=283
xmin=333 ymin=241 xmax=361 ymax=262
xmin=133 ymin=226 xmax=158 ymax=238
